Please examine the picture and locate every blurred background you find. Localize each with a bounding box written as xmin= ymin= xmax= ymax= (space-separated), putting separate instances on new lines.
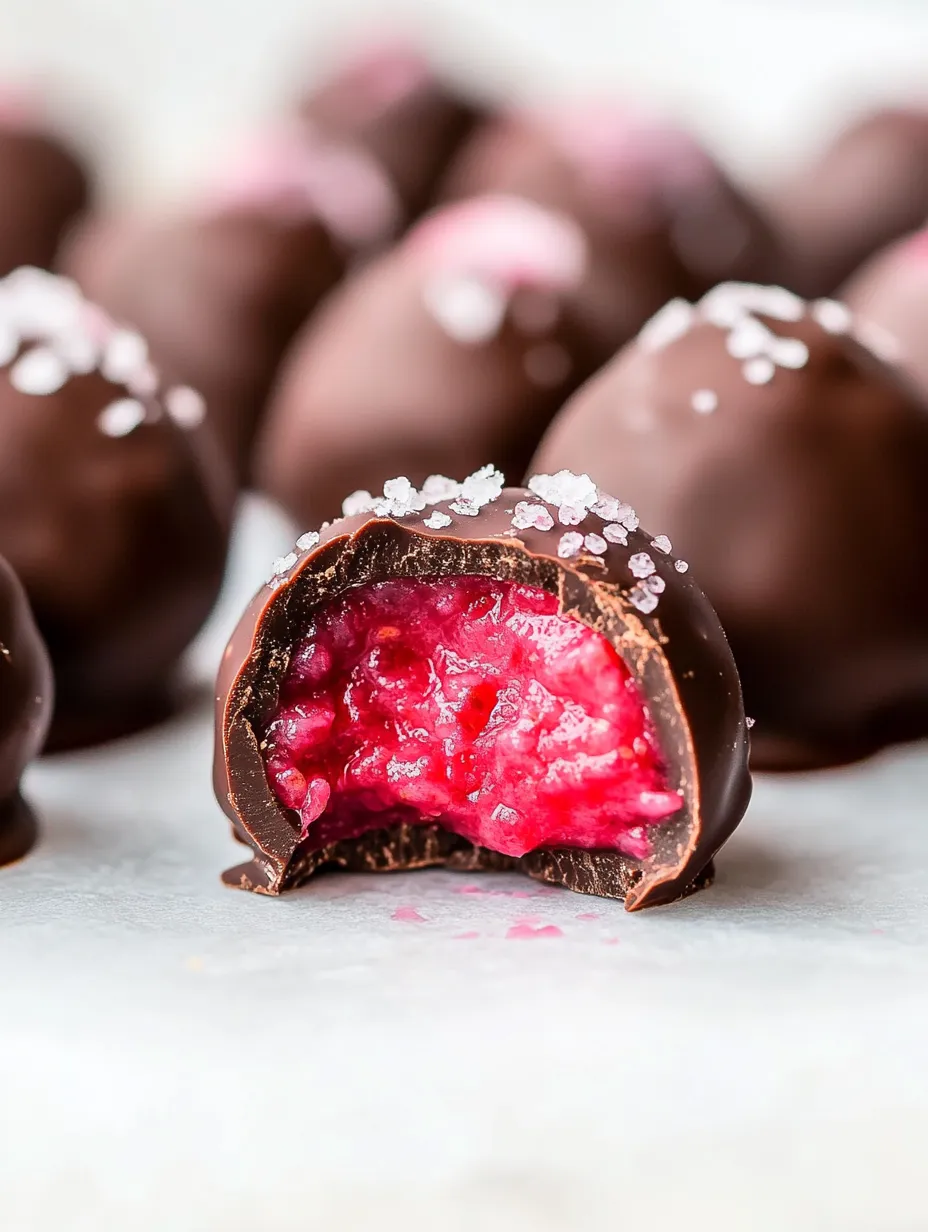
xmin=5 ymin=0 xmax=928 ymax=202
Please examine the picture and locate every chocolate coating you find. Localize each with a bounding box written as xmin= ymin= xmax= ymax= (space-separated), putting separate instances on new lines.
xmin=0 ymin=268 xmax=232 ymax=749
xmin=440 ymin=107 xmax=783 ymax=358
xmin=533 ymin=283 xmax=928 ymax=769
xmin=0 ymin=554 xmax=52 ymax=866
xmin=774 ymin=108 xmax=928 ymax=296
xmin=214 ymin=476 xmax=750 ymax=909
xmin=254 ymin=196 xmax=601 ymax=526
xmin=61 ymin=197 xmax=345 ymax=478
xmin=842 ymin=229 xmax=928 ymax=396
xmin=0 ymin=109 xmax=88 ymax=276
xmin=300 ymin=40 xmax=478 ymax=221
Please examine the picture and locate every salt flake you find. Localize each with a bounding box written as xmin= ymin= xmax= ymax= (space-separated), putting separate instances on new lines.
xmin=97 ymin=397 xmax=146 ymax=438
xmin=424 ymin=511 xmax=452 ymax=529
xmin=650 ymin=535 xmax=672 ymax=554
xmin=557 ymin=532 xmax=584 ymax=559
xmin=584 ymin=533 xmax=607 ymax=555
xmin=628 ymin=552 xmax=656 ymax=579
xmin=296 ymin=531 xmax=320 ymax=551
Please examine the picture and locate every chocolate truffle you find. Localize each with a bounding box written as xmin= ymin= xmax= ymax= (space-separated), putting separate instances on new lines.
xmin=60 ymin=140 xmax=346 ymax=477
xmin=0 ymin=91 xmax=89 ymax=276
xmin=439 ymin=105 xmax=783 ymax=358
xmin=214 ymin=468 xmax=750 ymax=909
xmin=532 ymin=282 xmax=928 ymax=770
xmin=842 ymin=229 xmax=928 ymax=396
xmin=0 ymin=267 xmax=231 ymax=749
xmin=299 ymin=38 xmax=478 ymax=224
xmin=0 ymin=554 xmax=52 ymax=867
xmin=774 ymin=107 xmax=928 ymax=297
xmin=254 ymin=195 xmax=600 ymax=526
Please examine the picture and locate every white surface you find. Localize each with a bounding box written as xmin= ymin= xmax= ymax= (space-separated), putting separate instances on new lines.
xmin=2 ymin=497 xmax=927 ymax=1231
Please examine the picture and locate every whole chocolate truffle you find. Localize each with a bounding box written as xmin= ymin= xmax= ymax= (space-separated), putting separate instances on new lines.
xmin=214 ymin=468 xmax=750 ymax=909
xmin=61 ymin=140 xmax=346 ymax=477
xmin=532 ymin=283 xmax=928 ymax=770
xmin=254 ymin=195 xmax=599 ymax=526
xmin=440 ymin=105 xmax=783 ymax=358
xmin=0 ymin=554 xmax=52 ymax=866
xmin=774 ymin=108 xmax=928 ymax=297
xmin=842 ymin=229 xmax=928 ymax=395
xmin=0 ymin=267 xmax=231 ymax=749
xmin=0 ymin=92 xmax=89 ymax=276
xmin=299 ymin=38 xmax=478 ymax=224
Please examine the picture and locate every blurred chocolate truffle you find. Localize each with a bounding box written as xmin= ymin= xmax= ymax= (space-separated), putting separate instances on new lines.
xmin=0 ymin=90 xmax=89 ymax=276
xmin=60 ymin=134 xmax=347 ymax=477
xmin=532 ymin=283 xmax=928 ymax=770
xmin=774 ymin=107 xmax=928 ymax=296
xmin=440 ymin=105 xmax=783 ymax=358
xmin=0 ymin=267 xmax=231 ymax=749
xmin=215 ymin=469 xmax=750 ymax=909
xmin=0 ymin=554 xmax=52 ymax=866
xmin=299 ymin=38 xmax=478 ymax=225
xmin=254 ymin=195 xmax=599 ymax=526
xmin=842 ymin=228 xmax=928 ymax=394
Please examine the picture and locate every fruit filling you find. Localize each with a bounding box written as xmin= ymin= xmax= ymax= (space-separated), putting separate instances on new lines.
xmin=263 ymin=576 xmax=682 ymax=859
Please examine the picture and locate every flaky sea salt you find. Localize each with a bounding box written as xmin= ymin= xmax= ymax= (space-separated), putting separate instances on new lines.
xmin=97 ymin=397 xmax=146 ymax=438
xmin=557 ymin=532 xmax=584 ymax=559
xmin=674 ymin=559 xmax=689 ymax=573
xmin=342 ymin=490 xmax=374 ymax=516
xmin=628 ymin=584 xmax=659 ymax=614
xmin=165 ymin=385 xmax=206 ymax=429
xmin=269 ymin=552 xmax=298 ymax=580
xmin=651 ymin=535 xmax=672 ymax=554
xmin=528 ymin=469 xmax=597 ymax=511
xmin=584 ymin=533 xmax=607 ymax=555
xmin=603 ymin=523 xmax=628 ymax=545
xmin=10 ymin=346 xmax=68 ymax=395
xmin=424 ymin=511 xmax=452 ymax=529
xmin=296 ymin=531 xmax=320 ymax=551
xmin=637 ymin=298 xmax=694 ymax=352
xmin=628 ymin=553 xmax=656 ymax=579
xmin=512 ymin=502 xmax=555 ymax=532
xmin=743 ymin=356 xmax=775 ymax=385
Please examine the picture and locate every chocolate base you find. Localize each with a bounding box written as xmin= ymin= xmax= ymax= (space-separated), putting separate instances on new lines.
xmin=223 ymin=821 xmax=715 ymax=902
xmin=0 ymin=792 xmax=39 ymax=869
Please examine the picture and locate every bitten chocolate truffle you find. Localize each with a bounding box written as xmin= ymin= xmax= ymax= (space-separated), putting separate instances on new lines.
xmin=774 ymin=107 xmax=928 ymax=297
xmin=0 ymin=267 xmax=231 ymax=749
xmin=254 ymin=195 xmax=600 ymax=526
xmin=214 ymin=468 xmax=750 ymax=909
xmin=61 ymin=142 xmax=346 ymax=477
xmin=0 ymin=92 xmax=89 ymax=276
xmin=299 ymin=38 xmax=478 ymax=225
xmin=439 ymin=105 xmax=783 ymax=358
xmin=843 ymin=229 xmax=928 ymax=396
xmin=532 ymin=282 xmax=928 ymax=770
xmin=0 ymin=554 xmax=52 ymax=867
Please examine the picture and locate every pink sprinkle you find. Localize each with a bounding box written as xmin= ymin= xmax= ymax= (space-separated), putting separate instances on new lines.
xmin=506 ymin=923 xmax=563 ymax=940
xmin=454 ymin=883 xmax=489 ymax=895
xmin=391 ymin=906 xmax=426 ymax=923
xmin=453 ymin=931 xmax=480 ymax=940
xmin=410 ymin=195 xmax=588 ymax=292
xmin=576 ymin=912 xmax=600 ymax=920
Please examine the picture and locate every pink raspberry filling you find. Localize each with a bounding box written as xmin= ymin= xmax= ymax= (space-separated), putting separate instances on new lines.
xmin=263 ymin=576 xmax=682 ymax=860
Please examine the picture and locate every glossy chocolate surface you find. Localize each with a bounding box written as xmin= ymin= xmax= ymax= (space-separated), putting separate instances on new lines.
xmin=254 ymin=195 xmax=600 ymax=526
xmin=61 ymin=197 xmax=345 ymax=478
xmin=0 ymin=112 xmax=88 ymax=276
xmin=440 ymin=107 xmax=783 ymax=358
xmin=0 ymin=268 xmax=232 ymax=749
xmin=300 ymin=41 xmax=478 ymax=221
xmin=0 ymin=554 xmax=52 ymax=866
xmin=774 ymin=108 xmax=928 ymax=296
xmin=215 ymin=472 xmax=750 ymax=909
xmin=533 ymin=283 xmax=928 ymax=769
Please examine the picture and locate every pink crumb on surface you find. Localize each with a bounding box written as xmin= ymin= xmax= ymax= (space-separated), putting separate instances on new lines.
xmin=263 ymin=576 xmax=680 ymax=862
xmin=506 ymin=923 xmax=564 ymax=939
xmin=391 ymin=906 xmax=427 ymax=923
xmin=409 ymin=195 xmax=588 ymax=291
xmin=453 ymin=931 xmax=480 ymax=940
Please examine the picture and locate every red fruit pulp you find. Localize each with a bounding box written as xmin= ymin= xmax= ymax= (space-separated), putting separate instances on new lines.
xmin=263 ymin=576 xmax=681 ymax=859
